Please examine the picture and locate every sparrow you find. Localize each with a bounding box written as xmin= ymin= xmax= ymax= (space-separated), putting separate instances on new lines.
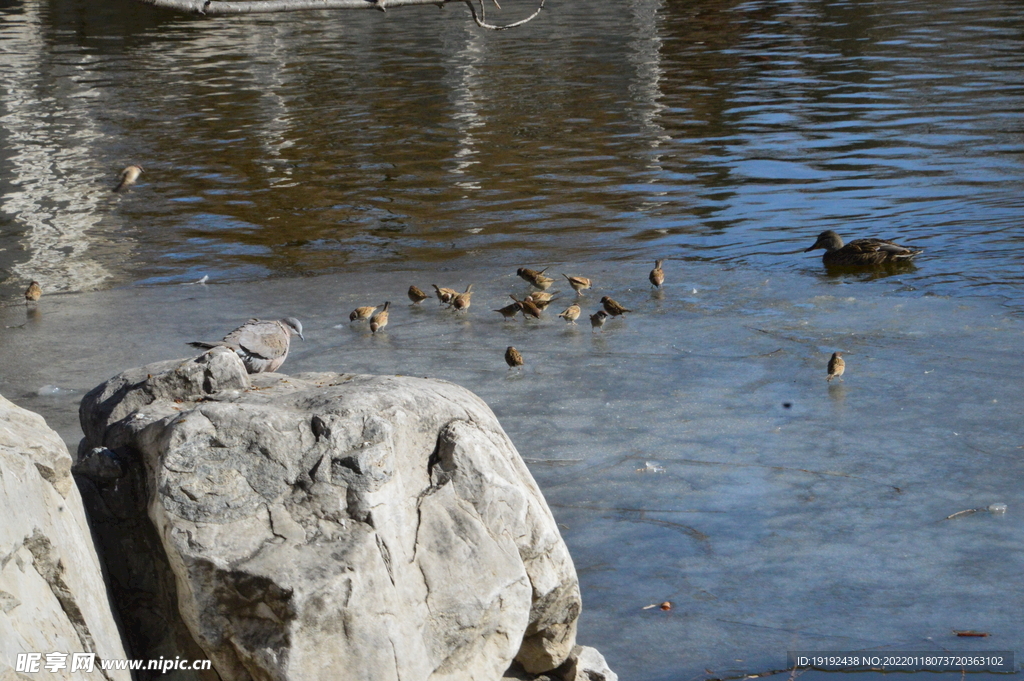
xmin=189 ymin=318 xmax=303 ymax=374
xmin=451 ymin=284 xmax=473 ymax=311
xmin=370 ymin=302 xmax=390 ymax=334
xmin=563 ymin=274 xmax=591 ymax=296
xmin=24 ymin=281 xmax=41 ymax=304
xmin=349 ymin=305 xmax=377 ymax=322
xmin=517 ymin=267 xmax=547 ymax=284
xmin=527 ymin=291 xmax=558 ymax=304
xmin=494 ymin=303 xmax=520 ymax=320
xmin=505 ymin=346 xmax=524 ymax=369
xmin=112 ymin=165 xmax=143 ymax=192
xmin=510 ymin=295 xmax=542 ymax=319
xmin=408 ymin=285 xmax=429 ymax=304
xmin=601 ymin=296 xmax=631 ymax=316
xmin=558 ymin=304 xmax=581 ymax=324
xmin=590 ymin=310 xmax=608 ymax=332
xmin=827 ymin=352 xmax=845 ymax=382
xmin=649 ymin=260 xmax=665 ymax=288
xmin=432 ymin=285 xmax=457 ymax=305
xmin=525 ymin=294 xmax=556 ymax=311
xmin=517 ymin=267 xmax=555 ymax=290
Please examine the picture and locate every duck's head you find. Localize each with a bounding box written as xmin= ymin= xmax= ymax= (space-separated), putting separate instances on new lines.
xmin=805 ymin=230 xmax=843 ymax=252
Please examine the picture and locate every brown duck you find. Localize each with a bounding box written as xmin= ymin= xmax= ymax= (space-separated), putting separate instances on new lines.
xmin=805 ymin=230 xmax=922 ymax=266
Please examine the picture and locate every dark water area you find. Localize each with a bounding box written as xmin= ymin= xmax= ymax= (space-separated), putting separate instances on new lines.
xmin=1 ymin=0 xmax=1023 ymax=302
xmin=2 ymin=0 xmax=1024 ymax=679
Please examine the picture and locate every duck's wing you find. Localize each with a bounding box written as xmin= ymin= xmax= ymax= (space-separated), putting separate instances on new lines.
xmin=224 ymin=320 xmax=289 ymax=360
xmin=847 ymin=238 xmax=920 ymax=256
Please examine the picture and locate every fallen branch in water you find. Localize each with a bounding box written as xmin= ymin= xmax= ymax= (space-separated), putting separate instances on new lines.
xmin=132 ymin=0 xmax=545 ymax=30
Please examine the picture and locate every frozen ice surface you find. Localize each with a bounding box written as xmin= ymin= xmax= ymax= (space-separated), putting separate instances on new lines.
xmin=1 ymin=261 xmax=1022 ymax=680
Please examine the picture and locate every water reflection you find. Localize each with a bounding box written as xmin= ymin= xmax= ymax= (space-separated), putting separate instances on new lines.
xmin=2 ymin=0 xmax=1022 ymax=304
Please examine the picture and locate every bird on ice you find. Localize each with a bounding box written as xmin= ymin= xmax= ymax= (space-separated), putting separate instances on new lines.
xmin=827 ymin=352 xmax=846 ymax=382
xmin=649 ymin=260 xmax=665 ymax=288
xmin=24 ymin=281 xmax=41 ymax=304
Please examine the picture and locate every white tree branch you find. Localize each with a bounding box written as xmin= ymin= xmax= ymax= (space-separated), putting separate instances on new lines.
xmin=132 ymin=0 xmax=544 ymax=30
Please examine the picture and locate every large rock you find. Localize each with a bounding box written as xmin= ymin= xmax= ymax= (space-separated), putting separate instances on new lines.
xmin=0 ymin=394 xmax=130 ymax=681
xmin=78 ymin=351 xmax=584 ymax=681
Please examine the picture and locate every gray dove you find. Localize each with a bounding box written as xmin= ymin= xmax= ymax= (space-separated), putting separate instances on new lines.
xmin=189 ymin=317 xmax=303 ymax=374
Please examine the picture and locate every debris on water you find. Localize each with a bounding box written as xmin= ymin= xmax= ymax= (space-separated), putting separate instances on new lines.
xmin=946 ymin=503 xmax=1007 ymax=520
xmin=183 ymin=275 xmax=209 ymax=285
xmin=37 ymin=385 xmax=62 ymax=396
xmin=954 ymin=630 xmax=990 ymax=637
xmin=660 ymin=601 xmax=672 ymax=611
xmin=637 ymin=461 xmax=665 ymax=473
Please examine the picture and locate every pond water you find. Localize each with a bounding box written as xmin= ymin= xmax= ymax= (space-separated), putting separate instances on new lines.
xmin=1 ymin=0 xmax=1023 ymax=679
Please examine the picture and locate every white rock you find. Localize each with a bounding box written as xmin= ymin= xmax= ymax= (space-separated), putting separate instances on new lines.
xmin=0 ymin=394 xmax=130 ymax=681
xmin=80 ymin=357 xmax=585 ymax=680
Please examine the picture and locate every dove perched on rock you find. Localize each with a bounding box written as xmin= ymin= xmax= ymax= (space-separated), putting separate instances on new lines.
xmin=189 ymin=318 xmax=303 ymax=374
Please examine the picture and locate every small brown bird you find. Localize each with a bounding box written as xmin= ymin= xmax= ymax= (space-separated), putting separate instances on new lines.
xmin=517 ymin=267 xmax=555 ymax=290
xmin=432 ymin=285 xmax=457 ymax=305
xmin=349 ymin=305 xmax=377 ymax=322
xmin=649 ymin=260 xmax=665 ymax=288
xmin=451 ymin=284 xmax=473 ymax=311
xmin=532 ymin=273 xmax=555 ymax=290
xmin=370 ymin=302 xmax=390 ymax=334
xmin=517 ymin=267 xmax=546 ymax=284
xmin=563 ymin=274 xmax=591 ymax=296
xmin=527 ymin=291 xmax=558 ymax=304
xmin=558 ymin=304 xmax=581 ymax=324
xmin=526 ymin=295 xmax=558 ymax=311
xmin=505 ymin=346 xmax=524 ymax=370
xmin=494 ymin=303 xmax=521 ymax=320
xmin=827 ymin=352 xmax=845 ymax=382
xmin=511 ymin=296 xmax=542 ymax=319
xmin=590 ymin=310 xmax=608 ymax=332
xmin=601 ymin=296 xmax=631 ymax=316
xmin=112 ymin=165 xmax=143 ymax=192
xmin=408 ymin=285 xmax=429 ymax=304
xmin=24 ymin=281 xmax=41 ymax=304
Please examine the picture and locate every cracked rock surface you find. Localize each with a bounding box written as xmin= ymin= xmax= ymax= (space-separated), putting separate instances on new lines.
xmin=78 ymin=351 xmax=583 ymax=681
xmin=0 ymin=394 xmax=130 ymax=681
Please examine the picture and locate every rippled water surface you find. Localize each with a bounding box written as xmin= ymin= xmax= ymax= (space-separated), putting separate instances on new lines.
xmin=1 ymin=0 xmax=1023 ymax=301
xmin=2 ymin=0 xmax=1024 ymax=679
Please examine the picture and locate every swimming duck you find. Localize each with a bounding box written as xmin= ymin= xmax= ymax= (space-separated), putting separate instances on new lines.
xmin=805 ymin=230 xmax=922 ymax=266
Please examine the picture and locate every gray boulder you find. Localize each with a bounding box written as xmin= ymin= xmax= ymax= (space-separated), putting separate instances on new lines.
xmin=78 ymin=351 xmax=585 ymax=681
xmin=0 ymin=394 xmax=130 ymax=681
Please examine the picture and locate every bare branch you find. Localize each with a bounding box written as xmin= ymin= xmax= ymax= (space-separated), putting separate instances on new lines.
xmin=132 ymin=0 xmax=545 ymax=30
xmin=462 ymin=0 xmax=544 ymax=30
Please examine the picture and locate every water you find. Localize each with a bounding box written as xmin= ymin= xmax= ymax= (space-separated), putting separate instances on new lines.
xmin=1 ymin=0 xmax=1023 ymax=301
xmin=2 ymin=0 xmax=1024 ymax=678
